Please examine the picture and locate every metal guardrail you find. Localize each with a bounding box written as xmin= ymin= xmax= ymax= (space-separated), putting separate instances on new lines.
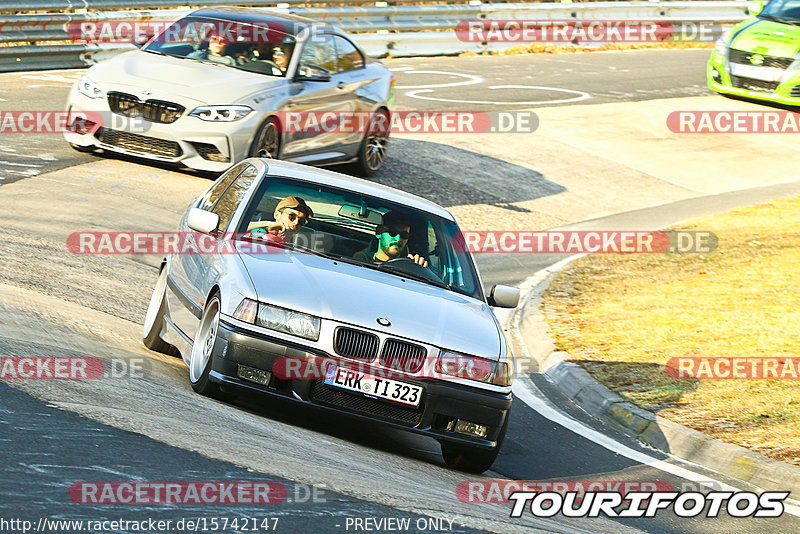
xmin=0 ymin=1 xmax=749 ymax=72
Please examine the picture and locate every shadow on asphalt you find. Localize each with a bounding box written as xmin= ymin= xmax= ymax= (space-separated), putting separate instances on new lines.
xmin=76 ymin=137 xmax=565 ymax=211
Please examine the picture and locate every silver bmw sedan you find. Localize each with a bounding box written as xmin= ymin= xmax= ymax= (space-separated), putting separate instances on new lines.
xmin=143 ymin=158 xmax=520 ymax=472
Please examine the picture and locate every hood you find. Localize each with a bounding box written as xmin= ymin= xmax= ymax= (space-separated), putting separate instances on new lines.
xmin=731 ymin=19 xmax=800 ymax=57
xmin=236 ymin=247 xmax=502 ymax=359
xmin=87 ymin=50 xmax=285 ymax=104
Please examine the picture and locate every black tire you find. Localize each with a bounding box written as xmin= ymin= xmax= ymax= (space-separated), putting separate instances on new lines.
xmin=249 ymin=116 xmax=281 ymax=159
xmin=69 ymin=143 xmax=98 ymax=154
xmin=189 ymin=294 xmax=233 ymax=401
xmin=351 ymin=108 xmax=389 ymax=177
xmin=441 ymin=412 xmax=510 ymax=473
xmin=142 ymin=267 xmax=178 ymax=355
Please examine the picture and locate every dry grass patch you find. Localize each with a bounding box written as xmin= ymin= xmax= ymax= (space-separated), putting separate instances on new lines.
xmin=460 ymin=41 xmax=714 ymax=57
xmin=544 ymin=196 xmax=800 ymax=465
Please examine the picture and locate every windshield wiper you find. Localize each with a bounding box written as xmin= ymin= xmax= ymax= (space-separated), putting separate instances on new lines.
xmin=378 ymin=265 xmax=449 ymax=289
xmin=279 ymin=241 xmax=451 ymax=289
xmin=181 ymin=56 xmax=233 ymax=68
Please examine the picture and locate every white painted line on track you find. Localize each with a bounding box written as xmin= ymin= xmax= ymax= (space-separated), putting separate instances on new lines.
xmin=395 ymin=70 xmax=484 ymax=89
xmin=405 ymin=85 xmax=590 ymax=105
xmin=509 ymin=264 xmax=800 ymax=517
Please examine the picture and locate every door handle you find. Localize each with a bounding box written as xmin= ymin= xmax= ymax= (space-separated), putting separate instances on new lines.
xmin=337 ymin=81 xmax=345 ymax=89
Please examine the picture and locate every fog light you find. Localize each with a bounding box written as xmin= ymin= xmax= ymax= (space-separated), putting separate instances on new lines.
xmin=711 ymin=69 xmax=721 ymax=82
xmin=453 ymin=419 xmax=488 ymax=438
xmin=237 ymin=364 xmax=271 ymax=386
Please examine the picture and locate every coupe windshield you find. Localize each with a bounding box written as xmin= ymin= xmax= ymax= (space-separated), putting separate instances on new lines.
xmin=760 ymin=0 xmax=800 ymax=23
xmin=235 ymin=176 xmax=485 ymax=300
xmin=143 ymin=16 xmax=296 ymax=76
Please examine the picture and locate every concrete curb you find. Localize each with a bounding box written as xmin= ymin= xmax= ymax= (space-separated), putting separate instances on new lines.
xmin=515 ymin=258 xmax=800 ymax=496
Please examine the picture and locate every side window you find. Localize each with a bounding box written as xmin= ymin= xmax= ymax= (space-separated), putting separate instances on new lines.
xmin=209 ymin=165 xmax=259 ymax=231
xmin=199 ymin=163 xmax=246 ymax=211
xmin=333 ymin=36 xmax=364 ymax=72
xmin=297 ymin=33 xmax=336 ymax=74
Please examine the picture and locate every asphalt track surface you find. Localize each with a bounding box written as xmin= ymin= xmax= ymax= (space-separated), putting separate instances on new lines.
xmin=0 ymin=49 xmax=711 ymax=184
xmin=2 ymin=49 xmax=800 ymax=533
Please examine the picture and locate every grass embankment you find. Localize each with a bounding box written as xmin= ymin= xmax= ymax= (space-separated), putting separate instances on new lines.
xmin=543 ymin=195 xmax=800 ymax=465
xmin=460 ymin=41 xmax=714 ymax=56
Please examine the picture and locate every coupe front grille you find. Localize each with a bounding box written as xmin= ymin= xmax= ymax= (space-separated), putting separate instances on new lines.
xmin=107 ymin=92 xmax=184 ymax=124
xmin=730 ymin=75 xmax=778 ymax=93
xmin=95 ymin=128 xmax=182 ymax=158
xmin=333 ymin=327 xmax=379 ymax=361
xmin=311 ymin=380 xmax=423 ymax=426
xmin=792 ymin=86 xmax=800 ymax=98
xmin=729 ymin=49 xmax=794 ymax=70
xmin=379 ymin=339 xmax=427 ymax=374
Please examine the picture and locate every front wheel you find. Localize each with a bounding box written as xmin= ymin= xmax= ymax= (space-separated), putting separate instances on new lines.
xmin=189 ymin=295 xmax=232 ymax=400
xmin=352 ymin=109 xmax=389 ymax=177
xmin=440 ymin=412 xmax=509 ymax=473
xmin=249 ymin=116 xmax=281 ymax=159
xmin=142 ymin=267 xmax=177 ymax=355
xmin=69 ymin=143 xmax=98 ymax=154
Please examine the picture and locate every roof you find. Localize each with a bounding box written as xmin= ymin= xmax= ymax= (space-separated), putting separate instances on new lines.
xmin=188 ymin=6 xmax=330 ymax=37
xmin=252 ymin=159 xmax=456 ymax=221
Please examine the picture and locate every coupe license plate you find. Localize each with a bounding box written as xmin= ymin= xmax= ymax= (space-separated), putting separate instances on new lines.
xmin=324 ymin=363 xmax=422 ymax=407
xmin=730 ymin=63 xmax=783 ymax=82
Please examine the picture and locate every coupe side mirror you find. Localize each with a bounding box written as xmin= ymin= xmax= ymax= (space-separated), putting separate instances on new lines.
xmin=748 ymin=0 xmax=764 ymax=16
xmin=488 ymin=284 xmax=520 ymax=308
xmin=187 ymin=208 xmax=220 ymax=234
xmin=296 ymin=64 xmax=332 ymax=82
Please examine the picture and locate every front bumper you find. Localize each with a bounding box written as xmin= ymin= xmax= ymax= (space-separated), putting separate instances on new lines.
xmin=63 ymin=87 xmax=261 ymax=172
xmin=707 ymin=50 xmax=800 ymax=106
xmin=211 ymin=320 xmax=512 ymax=449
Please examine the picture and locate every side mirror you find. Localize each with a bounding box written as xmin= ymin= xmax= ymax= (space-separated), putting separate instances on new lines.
xmin=488 ymin=284 xmax=520 ymax=308
xmin=187 ymin=207 xmax=220 ymax=234
xmin=748 ymin=0 xmax=764 ymax=16
xmin=296 ymin=64 xmax=332 ymax=82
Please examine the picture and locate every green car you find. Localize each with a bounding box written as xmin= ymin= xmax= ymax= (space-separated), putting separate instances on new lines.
xmin=708 ymin=0 xmax=800 ymax=105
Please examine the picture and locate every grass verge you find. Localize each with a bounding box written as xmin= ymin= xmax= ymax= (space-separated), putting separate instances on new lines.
xmin=543 ymin=195 xmax=800 ymax=465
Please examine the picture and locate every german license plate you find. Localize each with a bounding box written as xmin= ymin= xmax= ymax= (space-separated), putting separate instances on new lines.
xmin=324 ymin=363 xmax=422 ymax=407
xmin=730 ymin=63 xmax=783 ymax=82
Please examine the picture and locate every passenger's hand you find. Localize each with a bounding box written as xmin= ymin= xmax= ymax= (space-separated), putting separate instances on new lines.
xmin=408 ymin=254 xmax=428 ymax=268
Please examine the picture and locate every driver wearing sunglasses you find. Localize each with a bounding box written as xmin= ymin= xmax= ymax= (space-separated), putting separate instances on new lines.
xmin=353 ymin=211 xmax=428 ymax=267
xmin=247 ymin=196 xmax=313 ymax=241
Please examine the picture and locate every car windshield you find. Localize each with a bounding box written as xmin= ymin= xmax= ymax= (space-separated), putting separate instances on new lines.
xmin=142 ymin=16 xmax=296 ymax=77
xmin=760 ymin=0 xmax=800 ymax=23
xmin=235 ymin=176 xmax=485 ymax=300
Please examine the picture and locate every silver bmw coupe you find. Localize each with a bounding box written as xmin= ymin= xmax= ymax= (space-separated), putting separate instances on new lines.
xmin=64 ymin=7 xmax=394 ymax=176
xmin=143 ymin=158 xmax=520 ymax=472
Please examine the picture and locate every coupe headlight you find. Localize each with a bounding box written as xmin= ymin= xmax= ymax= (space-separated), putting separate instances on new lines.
xmin=436 ymin=350 xmax=512 ymax=386
xmin=188 ymin=106 xmax=253 ymax=122
xmin=77 ymin=75 xmax=104 ymax=99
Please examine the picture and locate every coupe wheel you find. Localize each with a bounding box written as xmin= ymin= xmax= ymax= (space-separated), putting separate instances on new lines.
xmin=352 ymin=109 xmax=389 ymax=176
xmin=250 ymin=117 xmax=281 ymax=159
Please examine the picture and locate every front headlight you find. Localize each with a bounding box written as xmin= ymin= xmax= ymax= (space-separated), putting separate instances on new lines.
xmin=234 ymin=299 xmax=321 ymax=341
xmin=188 ymin=105 xmax=253 ymax=122
xmin=77 ymin=75 xmax=104 ymax=99
xmin=436 ymin=350 xmax=512 ymax=386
